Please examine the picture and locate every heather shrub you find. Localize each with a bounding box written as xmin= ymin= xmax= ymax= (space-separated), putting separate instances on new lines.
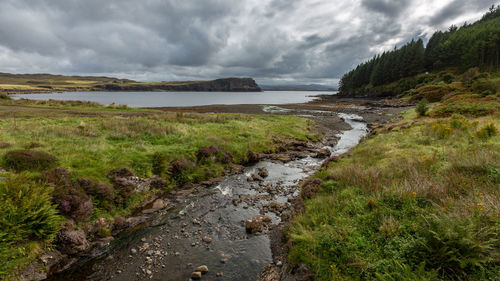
xmin=169 ymin=159 xmax=194 ymax=184
xmin=2 ymin=150 xmax=57 ymax=172
xmin=246 ymin=150 xmax=259 ymax=164
xmin=107 ymin=167 xmax=134 ymax=181
xmin=217 ymin=151 xmax=233 ymax=164
xmin=196 ymin=145 xmax=219 ymax=162
xmin=47 ymin=172 xmax=94 ymax=222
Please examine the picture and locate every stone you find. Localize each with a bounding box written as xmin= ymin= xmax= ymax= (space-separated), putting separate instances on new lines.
xmin=245 ymin=215 xmax=272 ymax=234
xmin=220 ymin=258 xmax=228 ymax=264
xmin=56 ymin=229 xmax=90 ymax=254
xmin=191 ymin=271 xmax=202 ymax=279
xmin=251 ymin=173 xmax=263 ymax=181
xmin=202 ymin=236 xmax=212 ymax=243
xmin=257 ymin=167 xmax=269 ymax=178
xmin=216 ymin=272 xmax=224 ymax=277
xmin=315 ymin=148 xmax=331 ymax=158
xmin=196 ymin=265 xmax=209 ymax=274
xmin=142 ymin=199 xmax=168 ymax=214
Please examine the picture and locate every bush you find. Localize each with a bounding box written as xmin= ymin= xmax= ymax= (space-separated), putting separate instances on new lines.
xmin=196 ymin=145 xmax=219 ymax=162
xmin=0 ymin=93 xmax=11 ymax=100
xmin=151 ymin=152 xmax=167 ymax=176
xmin=2 ymin=150 xmax=57 ymax=172
xmin=44 ymin=169 xmax=94 ymax=222
xmin=406 ymin=214 xmax=499 ymax=278
xmin=416 ymin=99 xmax=429 ymax=117
xmin=476 ymin=123 xmax=498 ymax=140
xmin=0 ymin=174 xmax=62 ymax=243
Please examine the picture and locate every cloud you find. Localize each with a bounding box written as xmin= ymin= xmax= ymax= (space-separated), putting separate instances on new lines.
xmin=0 ymin=0 xmax=496 ymax=86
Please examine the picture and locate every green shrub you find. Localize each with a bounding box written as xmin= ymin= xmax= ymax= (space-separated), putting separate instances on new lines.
xmin=0 ymin=94 xmax=11 ymax=100
xmin=2 ymin=150 xmax=57 ymax=172
xmin=476 ymin=123 xmax=498 ymax=140
xmin=0 ymin=174 xmax=62 ymax=243
xmin=416 ymin=99 xmax=429 ymax=116
xmin=151 ymin=152 xmax=168 ymax=176
xmin=405 ymin=214 xmax=499 ymax=278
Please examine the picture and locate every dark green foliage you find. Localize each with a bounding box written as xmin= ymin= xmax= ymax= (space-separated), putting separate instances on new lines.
xmin=406 ymin=214 xmax=499 ymax=278
xmin=2 ymin=150 xmax=57 ymax=172
xmin=0 ymin=174 xmax=62 ymax=243
xmin=416 ymin=99 xmax=429 ymax=116
xmin=340 ymin=6 xmax=500 ymax=97
xmin=0 ymin=175 xmax=62 ymax=278
xmin=0 ymin=94 xmax=11 ymax=100
xmin=151 ymin=152 xmax=168 ymax=176
xmin=476 ymin=123 xmax=498 ymax=139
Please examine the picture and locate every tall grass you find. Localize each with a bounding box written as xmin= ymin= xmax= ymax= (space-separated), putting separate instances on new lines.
xmin=289 ymin=114 xmax=500 ymax=280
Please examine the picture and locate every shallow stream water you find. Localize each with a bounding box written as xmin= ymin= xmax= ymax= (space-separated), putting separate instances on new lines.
xmin=46 ymin=112 xmax=367 ymax=281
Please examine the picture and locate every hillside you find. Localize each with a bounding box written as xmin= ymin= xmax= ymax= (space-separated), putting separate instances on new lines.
xmin=339 ymin=5 xmax=500 ymax=98
xmin=0 ymin=73 xmax=261 ymax=93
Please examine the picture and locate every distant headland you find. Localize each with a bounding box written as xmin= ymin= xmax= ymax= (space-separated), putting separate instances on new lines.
xmin=0 ymin=73 xmax=261 ymax=93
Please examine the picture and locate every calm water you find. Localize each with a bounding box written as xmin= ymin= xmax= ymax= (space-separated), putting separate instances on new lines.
xmin=12 ymin=91 xmax=336 ymax=108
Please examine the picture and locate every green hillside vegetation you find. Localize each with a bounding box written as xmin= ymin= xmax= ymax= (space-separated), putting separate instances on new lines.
xmin=0 ymin=99 xmax=318 ymax=278
xmin=339 ymin=5 xmax=500 ymax=97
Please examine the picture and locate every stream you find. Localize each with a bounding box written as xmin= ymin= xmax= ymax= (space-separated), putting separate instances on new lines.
xmin=46 ymin=112 xmax=367 ymax=281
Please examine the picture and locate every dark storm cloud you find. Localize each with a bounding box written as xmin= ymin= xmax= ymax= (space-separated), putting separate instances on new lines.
xmin=361 ymin=0 xmax=412 ymax=17
xmin=429 ymin=0 xmax=495 ymax=25
xmin=0 ymin=0 xmax=496 ymax=85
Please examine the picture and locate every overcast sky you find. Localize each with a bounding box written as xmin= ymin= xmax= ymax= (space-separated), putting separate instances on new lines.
xmin=0 ymin=0 xmax=497 ymax=85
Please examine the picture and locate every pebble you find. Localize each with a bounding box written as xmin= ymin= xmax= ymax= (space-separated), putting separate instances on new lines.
xmin=216 ymin=272 xmax=224 ymax=277
xmin=220 ymin=258 xmax=228 ymax=264
xmin=202 ymin=236 xmax=212 ymax=243
xmin=130 ymin=248 xmax=137 ymax=254
xmin=191 ymin=271 xmax=202 ymax=280
xmin=195 ymin=265 xmax=209 ymax=274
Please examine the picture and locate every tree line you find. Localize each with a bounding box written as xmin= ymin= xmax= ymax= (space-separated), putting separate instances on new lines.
xmin=339 ymin=5 xmax=500 ymax=94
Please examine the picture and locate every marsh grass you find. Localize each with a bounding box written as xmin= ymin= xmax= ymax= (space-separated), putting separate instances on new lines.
xmin=289 ymin=113 xmax=500 ymax=280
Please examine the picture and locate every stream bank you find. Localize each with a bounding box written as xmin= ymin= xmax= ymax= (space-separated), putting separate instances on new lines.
xmin=41 ymin=100 xmax=407 ymax=281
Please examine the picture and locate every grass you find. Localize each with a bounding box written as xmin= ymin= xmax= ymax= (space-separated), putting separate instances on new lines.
xmin=288 ymin=76 xmax=500 ymax=280
xmin=0 ymin=99 xmax=319 ymax=278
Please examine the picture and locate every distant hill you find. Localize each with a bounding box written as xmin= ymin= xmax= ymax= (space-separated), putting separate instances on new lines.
xmin=0 ymin=73 xmax=261 ymax=93
xmin=261 ymin=84 xmax=337 ymax=91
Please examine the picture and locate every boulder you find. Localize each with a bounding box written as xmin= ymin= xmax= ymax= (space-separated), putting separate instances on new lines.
xmin=57 ymin=230 xmax=89 ymax=254
xmin=257 ymin=167 xmax=269 ymax=178
xmin=142 ymin=199 xmax=168 ymax=214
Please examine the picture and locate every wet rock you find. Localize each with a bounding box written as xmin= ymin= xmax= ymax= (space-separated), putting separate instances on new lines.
xmin=57 ymin=230 xmax=90 ymax=254
xmin=245 ymin=215 xmax=272 ymax=234
xmin=257 ymin=167 xmax=269 ymax=178
xmin=191 ymin=271 xmax=202 ymax=280
xmin=142 ymin=199 xmax=168 ymax=214
xmin=251 ymin=173 xmax=264 ymax=181
xmin=272 ymin=153 xmax=292 ymax=162
xmin=220 ymin=258 xmax=228 ymax=264
xmin=39 ymin=250 xmax=65 ymax=268
xmin=216 ymin=272 xmax=224 ymax=277
xmin=202 ymin=236 xmax=213 ymax=243
xmin=196 ymin=265 xmax=209 ymax=274
xmin=315 ymin=148 xmax=331 ymax=158
xmin=125 ymin=216 xmax=148 ymax=228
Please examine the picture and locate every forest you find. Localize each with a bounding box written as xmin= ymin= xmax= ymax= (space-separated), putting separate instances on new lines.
xmin=339 ymin=5 xmax=500 ymax=96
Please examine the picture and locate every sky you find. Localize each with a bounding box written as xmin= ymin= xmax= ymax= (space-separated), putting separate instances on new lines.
xmin=0 ymin=0 xmax=497 ymax=86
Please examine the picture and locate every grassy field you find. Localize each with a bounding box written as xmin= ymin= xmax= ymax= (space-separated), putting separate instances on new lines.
xmin=288 ymin=74 xmax=500 ymax=280
xmin=0 ymin=98 xmax=319 ymax=278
